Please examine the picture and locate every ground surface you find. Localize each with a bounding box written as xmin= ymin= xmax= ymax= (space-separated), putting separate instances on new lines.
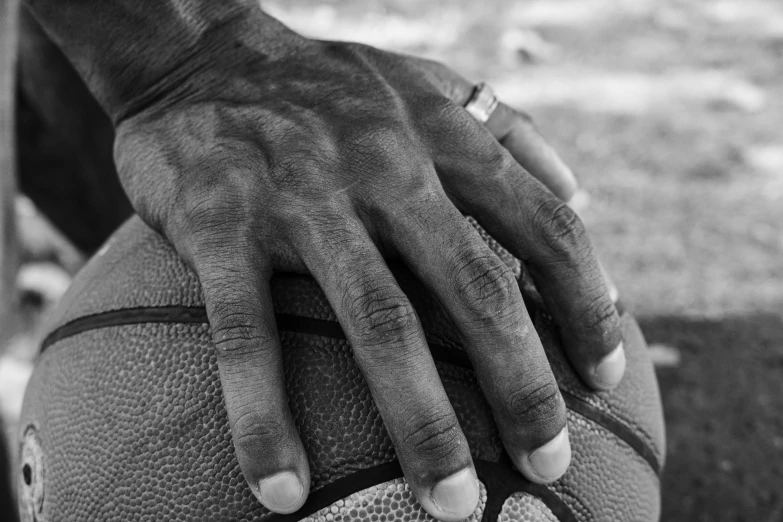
xmin=2 ymin=0 xmax=782 ymax=520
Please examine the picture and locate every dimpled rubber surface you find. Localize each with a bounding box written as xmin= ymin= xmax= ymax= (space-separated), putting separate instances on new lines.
xmin=21 ymin=216 xmax=665 ymax=521
xmin=498 ymin=494 xmax=558 ymax=522
xmin=302 ymin=479 xmax=487 ymax=522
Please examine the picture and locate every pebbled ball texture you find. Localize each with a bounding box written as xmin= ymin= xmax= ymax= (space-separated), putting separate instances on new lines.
xmin=301 ymin=479 xmax=487 ymax=522
xmin=499 ymin=493 xmax=558 ymax=522
xmin=20 ymin=216 xmax=665 ymax=521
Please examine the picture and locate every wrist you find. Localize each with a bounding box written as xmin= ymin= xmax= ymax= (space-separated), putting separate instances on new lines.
xmin=24 ymin=0 xmax=307 ymax=122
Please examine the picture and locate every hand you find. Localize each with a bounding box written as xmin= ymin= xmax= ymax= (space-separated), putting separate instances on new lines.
xmin=27 ymin=3 xmax=624 ymax=518
xmin=113 ymin=42 xmax=623 ymax=521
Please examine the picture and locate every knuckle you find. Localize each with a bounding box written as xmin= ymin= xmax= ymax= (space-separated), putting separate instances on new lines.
xmin=178 ymin=185 xmax=251 ymax=239
xmin=424 ymin=94 xmax=464 ymax=123
xmin=402 ymin=407 xmax=463 ymax=463
xmin=276 ymin=196 xmax=340 ymax=241
xmin=350 ymin=286 xmax=419 ymax=344
xmin=393 ymin=169 xmax=440 ymax=210
xmin=211 ymin=312 xmax=273 ymax=357
xmin=532 ymin=198 xmax=589 ymax=257
xmin=577 ymin=292 xmax=619 ymax=332
xmin=479 ymin=147 xmax=518 ymax=183
xmin=503 ymin=377 xmax=563 ymax=426
xmin=231 ymin=410 xmax=288 ymax=450
xmin=342 ymin=118 xmax=409 ymax=170
xmin=420 ymin=94 xmax=484 ymax=149
xmin=271 ymin=143 xmax=332 ymax=193
xmin=455 ymin=250 xmax=519 ymax=324
xmin=341 ymin=119 xmax=430 ymax=186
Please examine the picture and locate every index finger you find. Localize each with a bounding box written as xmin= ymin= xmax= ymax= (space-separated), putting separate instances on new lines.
xmin=187 ymin=239 xmax=311 ymax=515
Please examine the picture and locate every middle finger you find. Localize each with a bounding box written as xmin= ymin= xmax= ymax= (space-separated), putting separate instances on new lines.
xmin=293 ymin=214 xmax=480 ymax=522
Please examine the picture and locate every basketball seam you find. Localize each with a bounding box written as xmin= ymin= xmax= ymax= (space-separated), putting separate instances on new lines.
xmin=257 ymin=459 xmax=578 ymax=522
xmin=40 ymin=305 xmax=662 ymax=477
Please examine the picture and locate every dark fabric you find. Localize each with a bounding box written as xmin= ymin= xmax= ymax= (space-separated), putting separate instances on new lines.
xmin=0 ymin=419 xmax=18 ymax=522
xmin=16 ymin=5 xmax=132 ymax=254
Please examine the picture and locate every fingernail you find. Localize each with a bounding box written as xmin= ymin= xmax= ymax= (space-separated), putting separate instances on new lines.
xmin=559 ymin=163 xmax=579 ymax=196
xmin=593 ymin=342 xmax=626 ymax=390
xmin=430 ymin=468 xmax=480 ymax=518
xmin=566 ymin=188 xmax=591 ymax=213
xmin=528 ymin=427 xmax=571 ymax=483
xmin=258 ymin=472 xmax=304 ymax=513
xmin=598 ymin=259 xmax=619 ymax=304
xmin=548 ymin=151 xmax=579 ymax=201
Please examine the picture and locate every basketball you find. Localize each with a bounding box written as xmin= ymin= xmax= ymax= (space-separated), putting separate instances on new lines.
xmin=18 ymin=216 xmax=665 ymax=521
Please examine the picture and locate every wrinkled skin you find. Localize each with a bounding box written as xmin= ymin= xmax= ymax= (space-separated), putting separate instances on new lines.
xmin=22 ymin=1 xmax=625 ymax=519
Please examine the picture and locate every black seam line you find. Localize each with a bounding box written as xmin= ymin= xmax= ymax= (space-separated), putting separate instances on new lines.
xmin=478 ymin=455 xmax=579 ymax=522
xmin=41 ymin=306 xmax=210 ymax=351
xmin=41 ymin=306 xmax=661 ymax=477
xmin=264 ymin=459 xmax=576 ymax=522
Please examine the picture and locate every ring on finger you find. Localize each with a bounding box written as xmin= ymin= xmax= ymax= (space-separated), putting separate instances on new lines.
xmin=464 ymin=82 xmax=499 ymax=124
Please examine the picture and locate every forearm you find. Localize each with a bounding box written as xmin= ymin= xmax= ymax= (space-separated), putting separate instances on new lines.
xmin=24 ymin=0 xmax=301 ymax=121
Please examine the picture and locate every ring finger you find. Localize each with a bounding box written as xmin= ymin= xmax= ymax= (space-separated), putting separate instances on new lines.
xmin=431 ymin=108 xmax=625 ymax=392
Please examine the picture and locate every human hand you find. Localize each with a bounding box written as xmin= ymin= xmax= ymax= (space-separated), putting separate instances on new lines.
xmin=26 ymin=2 xmax=624 ymax=519
xmin=113 ymin=43 xmax=623 ymax=522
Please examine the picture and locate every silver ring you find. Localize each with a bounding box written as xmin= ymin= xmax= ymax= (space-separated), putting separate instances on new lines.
xmin=464 ymin=82 xmax=499 ymax=124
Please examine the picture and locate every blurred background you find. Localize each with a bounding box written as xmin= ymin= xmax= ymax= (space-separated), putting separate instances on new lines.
xmin=1 ymin=0 xmax=782 ymax=520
